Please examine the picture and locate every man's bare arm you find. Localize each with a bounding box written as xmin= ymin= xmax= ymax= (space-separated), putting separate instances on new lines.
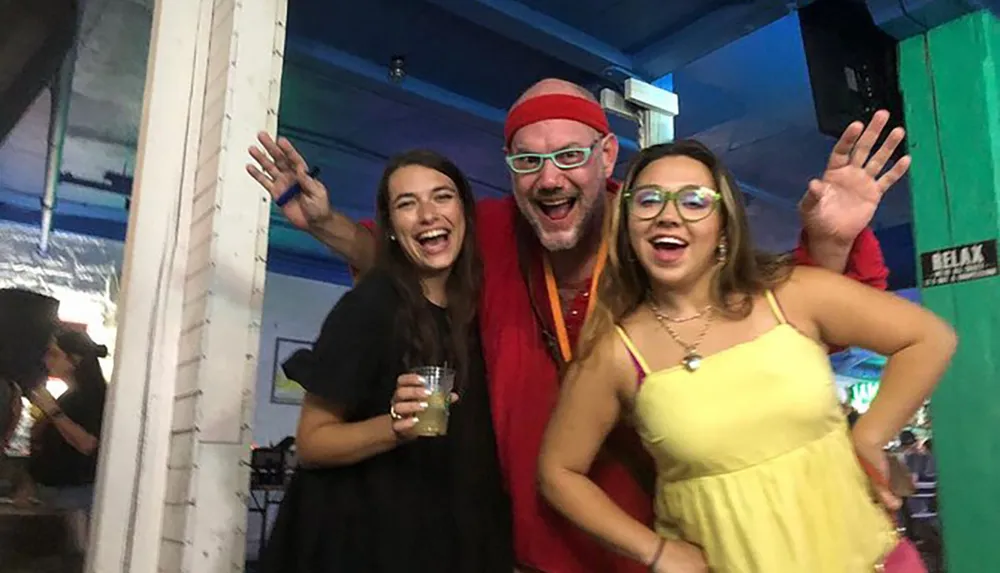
xmin=797 ymin=110 xmax=910 ymax=278
xmin=247 ymin=132 xmax=377 ymax=273
xmin=311 ymin=213 xmax=377 ymax=276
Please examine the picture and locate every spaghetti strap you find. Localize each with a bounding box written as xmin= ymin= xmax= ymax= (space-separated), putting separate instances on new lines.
xmin=614 ymin=326 xmax=651 ymax=385
xmin=764 ymin=290 xmax=787 ymax=325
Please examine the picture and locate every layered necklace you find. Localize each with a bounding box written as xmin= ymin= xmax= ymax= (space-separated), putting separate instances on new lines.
xmin=647 ymin=298 xmax=715 ymax=372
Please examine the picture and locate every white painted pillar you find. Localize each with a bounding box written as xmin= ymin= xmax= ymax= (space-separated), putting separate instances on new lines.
xmin=600 ymin=78 xmax=680 ymax=147
xmin=88 ymin=1 xmax=286 ymax=572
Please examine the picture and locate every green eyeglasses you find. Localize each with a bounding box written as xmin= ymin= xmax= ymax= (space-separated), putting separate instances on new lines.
xmin=624 ymin=185 xmax=721 ymax=222
xmin=505 ymin=140 xmax=600 ymax=174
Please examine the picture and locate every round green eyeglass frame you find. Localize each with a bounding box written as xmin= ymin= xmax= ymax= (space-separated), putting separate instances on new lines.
xmin=623 ymin=184 xmax=721 ymax=222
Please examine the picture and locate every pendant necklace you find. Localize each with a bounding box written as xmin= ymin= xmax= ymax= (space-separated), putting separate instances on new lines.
xmin=647 ymin=299 xmax=714 ymax=372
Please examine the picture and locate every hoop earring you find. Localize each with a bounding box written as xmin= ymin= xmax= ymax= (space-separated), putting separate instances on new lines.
xmin=716 ymin=237 xmax=728 ymax=264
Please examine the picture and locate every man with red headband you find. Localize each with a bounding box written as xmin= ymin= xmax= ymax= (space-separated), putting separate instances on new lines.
xmin=248 ymin=78 xmax=909 ymax=572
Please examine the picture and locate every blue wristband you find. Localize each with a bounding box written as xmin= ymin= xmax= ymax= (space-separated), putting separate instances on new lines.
xmin=275 ymin=166 xmax=321 ymax=207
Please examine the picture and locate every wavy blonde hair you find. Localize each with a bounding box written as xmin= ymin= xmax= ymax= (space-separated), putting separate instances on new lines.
xmin=576 ymin=140 xmax=792 ymax=363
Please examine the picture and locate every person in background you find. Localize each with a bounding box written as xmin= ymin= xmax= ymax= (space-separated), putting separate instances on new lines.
xmin=915 ymin=438 xmax=936 ymax=482
xmin=848 ymin=408 xmax=861 ymax=428
xmin=899 ymin=429 xmax=917 ymax=450
xmin=1 ymin=380 xmax=20 ymax=453
xmin=0 ymin=288 xmax=61 ymax=456
xmin=16 ymin=330 xmax=108 ymax=565
xmin=895 ymin=431 xmax=920 ymax=488
xmin=260 ymin=150 xmax=512 ymax=573
xmin=248 ymin=77 xmax=911 ymax=572
xmin=840 ymin=401 xmax=860 ymax=426
xmin=537 ymin=140 xmax=955 ymax=572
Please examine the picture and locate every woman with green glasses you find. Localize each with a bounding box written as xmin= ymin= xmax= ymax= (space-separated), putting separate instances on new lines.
xmin=538 ymin=139 xmax=954 ymax=572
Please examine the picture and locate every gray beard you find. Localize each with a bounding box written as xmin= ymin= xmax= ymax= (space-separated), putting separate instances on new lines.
xmin=515 ymin=194 xmax=599 ymax=253
xmin=531 ymin=218 xmax=581 ymax=252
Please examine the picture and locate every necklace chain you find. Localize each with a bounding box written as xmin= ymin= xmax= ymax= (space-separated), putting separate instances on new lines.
xmin=655 ymin=302 xmax=714 ymax=323
xmin=647 ymin=299 xmax=714 ymax=371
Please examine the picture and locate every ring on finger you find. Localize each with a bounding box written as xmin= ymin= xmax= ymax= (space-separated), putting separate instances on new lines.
xmin=389 ymin=402 xmax=405 ymax=421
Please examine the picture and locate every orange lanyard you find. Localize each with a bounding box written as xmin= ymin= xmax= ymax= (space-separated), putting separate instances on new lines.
xmin=541 ymin=239 xmax=608 ymax=363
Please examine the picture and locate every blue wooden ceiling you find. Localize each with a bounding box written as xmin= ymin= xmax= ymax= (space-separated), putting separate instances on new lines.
xmin=0 ymin=0 xmax=921 ymax=286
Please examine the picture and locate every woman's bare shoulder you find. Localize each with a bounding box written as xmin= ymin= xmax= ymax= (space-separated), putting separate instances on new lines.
xmin=777 ymin=263 xmax=836 ymax=291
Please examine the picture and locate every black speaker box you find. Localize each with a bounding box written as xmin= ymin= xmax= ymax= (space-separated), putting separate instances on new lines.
xmin=799 ymin=0 xmax=905 ymax=139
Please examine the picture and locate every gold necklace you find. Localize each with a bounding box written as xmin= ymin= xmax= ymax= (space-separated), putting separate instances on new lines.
xmin=656 ymin=302 xmax=714 ymax=323
xmin=647 ymin=300 xmax=714 ymax=372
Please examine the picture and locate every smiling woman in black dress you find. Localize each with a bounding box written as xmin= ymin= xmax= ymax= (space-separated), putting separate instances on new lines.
xmin=257 ymin=147 xmax=512 ymax=573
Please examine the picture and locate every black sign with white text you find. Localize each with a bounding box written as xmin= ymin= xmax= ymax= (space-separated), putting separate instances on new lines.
xmin=919 ymin=239 xmax=998 ymax=288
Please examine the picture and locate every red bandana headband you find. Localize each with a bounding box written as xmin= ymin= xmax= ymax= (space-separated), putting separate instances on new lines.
xmin=504 ymin=94 xmax=611 ymax=147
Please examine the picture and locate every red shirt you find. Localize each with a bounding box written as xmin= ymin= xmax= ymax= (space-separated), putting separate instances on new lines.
xmin=361 ymin=191 xmax=889 ymax=572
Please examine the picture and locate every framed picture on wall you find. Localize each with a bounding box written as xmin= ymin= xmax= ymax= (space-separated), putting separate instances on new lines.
xmin=271 ymin=337 xmax=311 ymax=405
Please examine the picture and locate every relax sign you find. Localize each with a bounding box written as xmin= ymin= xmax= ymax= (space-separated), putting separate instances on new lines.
xmin=919 ymin=239 xmax=998 ymax=288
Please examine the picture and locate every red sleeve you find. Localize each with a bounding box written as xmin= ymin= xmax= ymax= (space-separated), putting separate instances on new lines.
xmin=792 ymin=227 xmax=889 ymax=291
xmin=348 ymin=220 xmax=377 ymax=283
xmin=792 ymin=227 xmax=888 ymax=355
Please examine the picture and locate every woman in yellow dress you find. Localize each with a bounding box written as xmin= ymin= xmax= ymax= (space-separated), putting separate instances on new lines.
xmin=537 ymin=139 xmax=955 ymax=572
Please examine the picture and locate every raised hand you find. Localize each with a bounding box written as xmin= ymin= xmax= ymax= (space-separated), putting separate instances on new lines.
xmin=800 ymin=110 xmax=912 ymax=246
xmin=247 ymin=132 xmax=332 ymax=232
xmin=29 ymin=387 xmax=61 ymax=418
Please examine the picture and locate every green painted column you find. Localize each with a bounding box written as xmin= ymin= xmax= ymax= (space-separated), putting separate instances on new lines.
xmin=898 ymin=10 xmax=1000 ymax=571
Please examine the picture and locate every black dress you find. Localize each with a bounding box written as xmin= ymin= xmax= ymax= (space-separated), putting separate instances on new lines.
xmin=260 ymin=270 xmax=513 ymax=573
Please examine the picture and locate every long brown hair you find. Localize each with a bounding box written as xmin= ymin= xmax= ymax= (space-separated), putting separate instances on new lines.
xmin=373 ymin=150 xmax=482 ymax=391
xmin=577 ymin=140 xmax=791 ymax=361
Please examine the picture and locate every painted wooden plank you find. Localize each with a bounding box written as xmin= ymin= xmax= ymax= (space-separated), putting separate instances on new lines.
xmin=898 ymin=10 xmax=1000 ymax=572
